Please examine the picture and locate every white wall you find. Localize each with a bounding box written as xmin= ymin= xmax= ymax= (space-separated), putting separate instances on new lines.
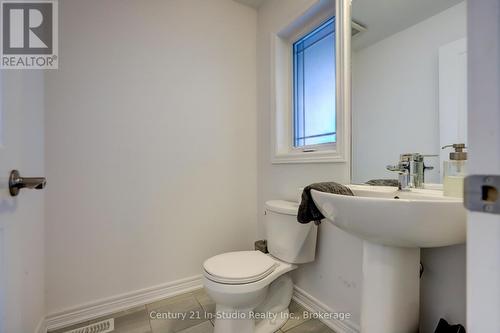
xmin=352 ymin=2 xmax=466 ymax=184
xmin=257 ymin=0 xmax=362 ymax=327
xmin=352 ymin=3 xmax=467 ymax=331
xmin=45 ymin=0 xmax=257 ymax=314
xmin=0 ymin=72 xmax=45 ymax=333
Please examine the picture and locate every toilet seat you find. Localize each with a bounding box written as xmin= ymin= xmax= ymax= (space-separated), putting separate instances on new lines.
xmin=203 ymin=251 xmax=279 ymax=285
xmin=202 ymin=251 xmax=298 ymax=333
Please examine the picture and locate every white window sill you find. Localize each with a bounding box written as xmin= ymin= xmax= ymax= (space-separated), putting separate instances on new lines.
xmin=272 ymin=149 xmax=347 ymax=164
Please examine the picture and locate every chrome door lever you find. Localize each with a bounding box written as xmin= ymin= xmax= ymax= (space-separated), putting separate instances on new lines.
xmin=9 ymin=170 xmax=47 ymax=197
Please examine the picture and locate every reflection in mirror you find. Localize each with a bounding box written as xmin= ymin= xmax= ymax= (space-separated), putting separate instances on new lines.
xmin=351 ymin=0 xmax=467 ymax=185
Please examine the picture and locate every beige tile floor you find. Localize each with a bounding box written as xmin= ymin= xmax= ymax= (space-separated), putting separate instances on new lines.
xmin=49 ymin=288 xmax=335 ymax=333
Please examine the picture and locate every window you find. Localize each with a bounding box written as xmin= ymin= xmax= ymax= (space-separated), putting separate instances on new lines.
xmin=293 ymin=18 xmax=336 ymax=148
xmin=271 ymin=9 xmax=346 ymax=164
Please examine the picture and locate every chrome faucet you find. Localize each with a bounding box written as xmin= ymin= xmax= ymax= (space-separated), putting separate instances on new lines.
xmin=386 ymin=153 xmax=435 ymax=191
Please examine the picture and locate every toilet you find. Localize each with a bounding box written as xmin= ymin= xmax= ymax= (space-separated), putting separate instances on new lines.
xmin=202 ymin=200 xmax=318 ymax=333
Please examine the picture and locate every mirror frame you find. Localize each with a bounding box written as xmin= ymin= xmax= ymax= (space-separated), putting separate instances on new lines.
xmin=335 ymin=0 xmax=353 ymax=183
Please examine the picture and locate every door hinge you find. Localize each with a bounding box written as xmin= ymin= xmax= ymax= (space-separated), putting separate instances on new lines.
xmin=464 ymin=175 xmax=500 ymax=214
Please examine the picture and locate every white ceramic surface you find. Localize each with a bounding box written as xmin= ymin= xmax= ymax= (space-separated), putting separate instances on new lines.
xmin=311 ymin=184 xmax=467 ymax=333
xmin=311 ymin=184 xmax=466 ymax=248
xmin=265 ymin=201 xmax=318 ymax=263
xmin=203 ymin=200 xmax=315 ymax=333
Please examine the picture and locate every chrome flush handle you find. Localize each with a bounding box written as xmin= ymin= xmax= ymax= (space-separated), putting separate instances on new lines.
xmin=9 ymin=170 xmax=47 ymax=197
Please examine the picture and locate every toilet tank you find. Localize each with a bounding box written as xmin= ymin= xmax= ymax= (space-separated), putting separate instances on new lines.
xmin=264 ymin=200 xmax=317 ymax=264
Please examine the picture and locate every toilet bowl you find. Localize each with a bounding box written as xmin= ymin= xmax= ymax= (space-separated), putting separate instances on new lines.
xmin=202 ymin=200 xmax=318 ymax=333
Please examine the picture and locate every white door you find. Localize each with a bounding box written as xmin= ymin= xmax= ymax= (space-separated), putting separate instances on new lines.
xmin=0 ymin=71 xmax=46 ymax=333
xmin=467 ymin=0 xmax=500 ymax=331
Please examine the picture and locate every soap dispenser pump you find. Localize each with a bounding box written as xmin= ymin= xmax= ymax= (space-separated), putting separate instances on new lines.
xmin=442 ymin=143 xmax=467 ymax=197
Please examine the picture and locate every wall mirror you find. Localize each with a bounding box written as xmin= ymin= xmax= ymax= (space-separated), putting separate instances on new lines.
xmin=350 ymin=0 xmax=467 ymax=185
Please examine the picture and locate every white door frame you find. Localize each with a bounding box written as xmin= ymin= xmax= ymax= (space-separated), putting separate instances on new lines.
xmin=467 ymin=0 xmax=500 ymax=331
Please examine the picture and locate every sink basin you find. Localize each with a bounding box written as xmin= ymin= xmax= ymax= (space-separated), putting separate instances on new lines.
xmin=311 ymin=184 xmax=467 ymax=333
xmin=311 ymin=184 xmax=466 ymax=247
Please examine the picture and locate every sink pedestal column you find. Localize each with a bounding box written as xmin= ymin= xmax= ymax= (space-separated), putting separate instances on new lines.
xmin=361 ymin=241 xmax=420 ymax=333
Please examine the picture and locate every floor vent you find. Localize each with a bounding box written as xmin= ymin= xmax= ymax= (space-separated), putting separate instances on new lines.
xmin=63 ymin=319 xmax=114 ymax=333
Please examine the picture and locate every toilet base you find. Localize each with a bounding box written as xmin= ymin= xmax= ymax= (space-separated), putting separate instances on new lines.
xmin=213 ymin=274 xmax=294 ymax=333
xmin=213 ymin=305 xmax=256 ymax=333
xmin=255 ymin=309 xmax=289 ymax=333
xmin=213 ymin=306 xmax=289 ymax=333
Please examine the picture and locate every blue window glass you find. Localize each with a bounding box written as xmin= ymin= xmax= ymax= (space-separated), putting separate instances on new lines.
xmin=293 ymin=18 xmax=336 ymax=148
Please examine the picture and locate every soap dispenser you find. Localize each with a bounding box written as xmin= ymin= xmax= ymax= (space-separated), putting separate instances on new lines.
xmin=442 ymin=143 xmax=467 ymax=197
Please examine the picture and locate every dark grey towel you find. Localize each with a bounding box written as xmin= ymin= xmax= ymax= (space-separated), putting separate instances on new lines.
xmin=297 ymin=182 xmax=354 ymax=224
xmin=434 ymin=318 xmax=466 ymax=333
xmin=366 ymin=179 xmax=399 ymax=187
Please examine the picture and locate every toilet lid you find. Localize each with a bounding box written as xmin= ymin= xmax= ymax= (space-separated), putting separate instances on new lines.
xmin=203 ymin=251 xmax=278 ymax=284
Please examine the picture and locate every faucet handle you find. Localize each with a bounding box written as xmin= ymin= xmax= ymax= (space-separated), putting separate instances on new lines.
xmin=412 ymin=154 xmax=436 ymax=171
xmin=413 ymin=153 xmax=438 ymax=161
xmin=386 ymin=164 xmax=407 ymax=173
xmin=420 ymin=155 xmax=437 ymax=169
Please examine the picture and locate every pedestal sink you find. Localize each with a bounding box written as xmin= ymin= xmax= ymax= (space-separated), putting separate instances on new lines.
xmin=311 ymin=184 xmax=466 ymax=333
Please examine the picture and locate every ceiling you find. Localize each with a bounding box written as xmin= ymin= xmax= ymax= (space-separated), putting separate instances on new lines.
xmin=232 ymin=0 xmax=464 ymax=50
xmin=233 ymin=0 xmax=266 ymax=9
xmin=352 ymin=0 xmax=464 ymax=50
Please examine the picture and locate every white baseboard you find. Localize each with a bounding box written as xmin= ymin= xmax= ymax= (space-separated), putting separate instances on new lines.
xmin=43 ymin=276 xmax=358 ymax=333
xmin=44 ymin=275 xmax=203 ymax=332
xmin=36 ymin=316 xmax=47 ymax=333
xmin=292 ymin=285 xmax=360 ymax=333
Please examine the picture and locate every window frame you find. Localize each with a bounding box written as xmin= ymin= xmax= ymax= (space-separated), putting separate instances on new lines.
xmin=270 ymin=6 xmax=348 ymax=164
